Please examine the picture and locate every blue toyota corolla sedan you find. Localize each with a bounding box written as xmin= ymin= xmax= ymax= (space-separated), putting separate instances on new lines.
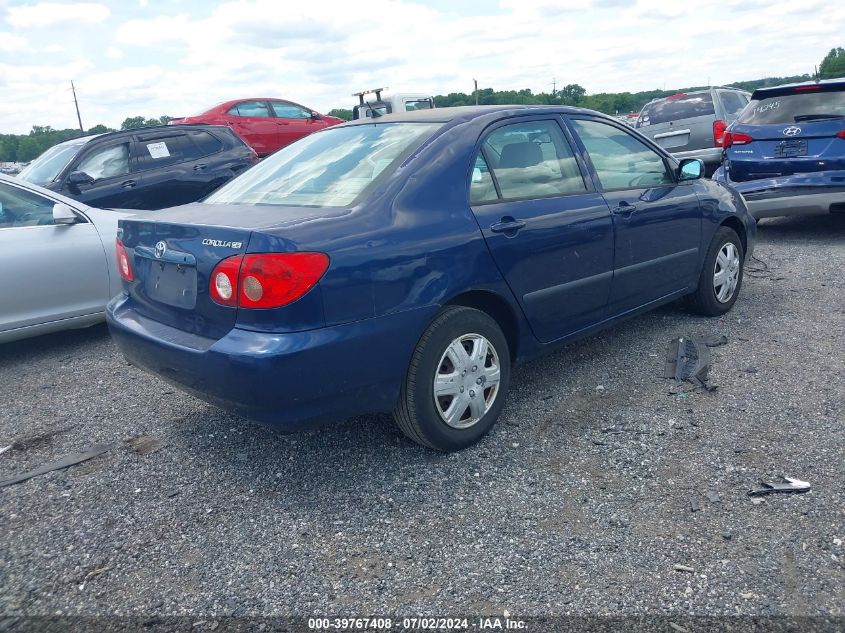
xmin=107 ymin=105 xmax=756 ymax=451
xmin=713 ymin=79 xmax=845 ymax=219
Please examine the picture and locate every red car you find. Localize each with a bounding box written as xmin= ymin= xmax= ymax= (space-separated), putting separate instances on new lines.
xmin=170 ymin=98 xmax=344 ymax=157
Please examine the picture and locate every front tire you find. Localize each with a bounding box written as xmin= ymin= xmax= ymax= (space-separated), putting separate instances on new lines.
xmin=686 ymin=226 xmax=744 ymax=316
xmin=393 ymin=306 xmax=511 ymax=451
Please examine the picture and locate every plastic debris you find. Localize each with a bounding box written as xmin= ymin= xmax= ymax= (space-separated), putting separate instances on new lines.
xmin=664 ymin=337 xmax=716 ymax=391
xmin=0 ymin=444 xmax=115 ymax=488
xmin=673 ymin=564 xmax=695 ymax=573
xmin=748 ymin=476 xmax=811 ymax=497
xmin=0 ymin=445 xmax=11 ymax=456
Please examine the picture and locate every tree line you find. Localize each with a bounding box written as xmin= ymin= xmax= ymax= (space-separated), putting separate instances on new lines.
xmin=3 ymin=46 xmax=843 ymax=163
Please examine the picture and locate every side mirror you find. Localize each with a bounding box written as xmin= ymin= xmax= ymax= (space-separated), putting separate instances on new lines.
xmin=52 ymin=202 xmax=78 ymax=225
xmin=678 ymin=158 xmax=704 ymax=181
xmin=67 ymin=170 xmax=95 ymax=186
xmin=310 ymin=111 xmax=322 ymax=120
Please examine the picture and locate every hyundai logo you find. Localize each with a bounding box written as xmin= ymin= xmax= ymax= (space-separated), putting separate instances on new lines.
xmin=154 ymin=241 xmax=167 ymax=258
xmin=782 ymin=126 xmax=802 ymax=137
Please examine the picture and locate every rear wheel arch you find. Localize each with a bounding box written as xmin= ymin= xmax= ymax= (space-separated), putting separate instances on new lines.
xmin=443 ymin=290 xmax=519 ymax=363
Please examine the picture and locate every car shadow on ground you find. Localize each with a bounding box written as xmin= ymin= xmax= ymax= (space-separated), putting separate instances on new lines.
xmin=755 ymin=213 xmax=845 ymax=239
xmin=0 ymin=322 xmax=111 ymax=365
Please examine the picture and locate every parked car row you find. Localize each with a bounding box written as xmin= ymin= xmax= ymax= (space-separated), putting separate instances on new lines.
xmin=635 ymin=78 xmax=845 ymax=220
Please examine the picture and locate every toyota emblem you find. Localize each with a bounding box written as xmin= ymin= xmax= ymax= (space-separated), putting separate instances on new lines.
xmin=154 ymin=241 xmax=167 ymax=258
xmin=782 ymin=126 xmax=802 ymax=137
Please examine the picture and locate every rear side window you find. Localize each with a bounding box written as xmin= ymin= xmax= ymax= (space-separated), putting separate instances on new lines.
xmin=187 ymin=130 xmax=224 ymax=156
xmin=227 ymin=101 xmax=272 ymax=117
xmin=571 ymin=118 xmax=674 ymax=190
xmin=476 ymin=120 xmax=586 ymax=202
xmin=738 ymin=90 xmax=845 ymax=124
xmin=404 ymin=99 xmax=433 ymax=111
xmin=719 ymin=91 xmax=749 ymax=116
xmin=637 ymin=93 xmax=715 ymax=127
xmin=137 ymin=134 xmax=201 ymax=169
xmin=270 ymin=101 xmax=311 ymax=119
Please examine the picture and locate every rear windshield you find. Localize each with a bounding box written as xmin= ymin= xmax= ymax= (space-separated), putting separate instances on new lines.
xmin=637 ymin=93 xmax=715 ymax=127
xmin=205 ymin=122 xmax=440 ymax=207
xmin=18 ymin=140 xmax=87 ymax=186
xmin=738 ymin=89 xmax=845 ymax=124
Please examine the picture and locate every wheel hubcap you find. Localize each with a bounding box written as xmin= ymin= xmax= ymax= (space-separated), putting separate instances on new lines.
xmin=433 ymin=333 xmax=501 ymax=429
xmin=713 ymin=242 xmax=740 ymax=303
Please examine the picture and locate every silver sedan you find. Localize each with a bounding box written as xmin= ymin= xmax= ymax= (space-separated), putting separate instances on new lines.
xmin=0 ymin=174 xmax=131 ymax=343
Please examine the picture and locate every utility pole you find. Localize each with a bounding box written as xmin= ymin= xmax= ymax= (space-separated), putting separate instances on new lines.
xmin=551 ymin=78 xmax=557 ymax=98
xmin=473 ymin=78 xmax=478 ymax=105
xmin=71 ymin=80 xmax=83 ymax=134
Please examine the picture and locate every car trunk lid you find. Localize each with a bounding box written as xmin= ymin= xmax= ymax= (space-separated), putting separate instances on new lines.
xmin=118 ymin=203 xmax=343 ymax=339
xmin=727 ymin=120 xmax=845 ymax=182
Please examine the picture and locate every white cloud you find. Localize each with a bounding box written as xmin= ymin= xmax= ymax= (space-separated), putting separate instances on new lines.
xmin=2 ymin=0 xmax=844 ymax=133
xmin=0 ymin=32 xmax=27 ymax=51
xmin=6 ymin=2 xmax=110 ymax=28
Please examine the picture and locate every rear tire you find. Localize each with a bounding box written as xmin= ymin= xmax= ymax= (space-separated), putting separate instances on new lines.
xmin=393 ymin=306 xmax=510 ymax=452
xmin=686 ymin=226 xmax=744 ymax=316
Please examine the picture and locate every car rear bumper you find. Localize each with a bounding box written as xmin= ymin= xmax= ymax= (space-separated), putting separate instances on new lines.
xmin=714 ymin=170 xmax=845 ymax=219
xmin=671 ymin=146 xmax=724 ymax=166
xmin=106 ymin=294 xmax=434 ymax=429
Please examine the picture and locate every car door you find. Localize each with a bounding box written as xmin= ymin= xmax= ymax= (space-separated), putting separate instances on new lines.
xmin=61 ymin=139 xmax=146 ymax=208
xmin=223 ymin=100 xmax=278 ymax=155
xmin=269 ymin=100 xmax=321 ymax=149
xmin=133 ymin=131 xmax=215 ymax=209
xmin=567 ymin=117 xmax=702 ymax=316
xmin=469 ymin=117 xmax=614 ymax=343
xmin=0 ymin=181 xmax=108 ymax=333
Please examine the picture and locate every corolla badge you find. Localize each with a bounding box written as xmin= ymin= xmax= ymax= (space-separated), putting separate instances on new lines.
xmin=154 ymin=241 xmax=167 ymax=258
xmin=782 ymin=126 xmax=802 ymax=137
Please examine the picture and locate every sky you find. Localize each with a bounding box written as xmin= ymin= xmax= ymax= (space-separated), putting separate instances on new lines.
xmin=0 ymin=0 xmax=842 ymax=134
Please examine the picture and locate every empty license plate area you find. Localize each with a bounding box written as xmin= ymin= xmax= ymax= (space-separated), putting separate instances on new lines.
xmin=774 ymin=139 xmax=807 ymax=158
xmin=145 ymin=260 xmax=198 ymax=309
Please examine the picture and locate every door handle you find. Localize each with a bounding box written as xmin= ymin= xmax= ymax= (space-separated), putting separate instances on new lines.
xmin=490 ymin=217 xmax=526 ymax=234
xmin=611 ymin=201 xmax=637 ymax=215
xmin=193 ymin=164 xmax=207 ymax=171
xmin=121 ymin=179 xmax=136 ymax=189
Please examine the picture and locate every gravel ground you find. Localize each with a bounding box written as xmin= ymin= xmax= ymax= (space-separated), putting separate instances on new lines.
xmin=0 ymin=214 xmax=843 ymax=622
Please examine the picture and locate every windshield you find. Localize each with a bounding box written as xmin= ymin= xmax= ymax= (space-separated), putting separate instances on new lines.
xmin=205 ymin=122 xmax=441 ymax=207
xmin=637 ymin=93 xmax=715 ymax=127
xmin=738 ymin=90 xmax=845 ymax=124
xmin=18 ymin=140 xmax=87 ymax=186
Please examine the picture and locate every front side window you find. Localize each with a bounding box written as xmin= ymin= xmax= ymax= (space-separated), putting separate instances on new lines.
xmin=227 ymin=101 xmax=272 ymax=117
xmin=0 ymin=182 xmax=57 ymax=228
xmin=477 ymin=120 xmax=586 ymax=201
xmin=571 ymin=119 xmax=674 ymax=190
xmin=270 ymin=101 xmax=311 ymax=119
xmin=205 ymin=122 xmax=441 ymax=207
xmin=74 ymin=143 xmax=130 ymax=180
xmin=404 ymin=99 xmax=433 ymax=111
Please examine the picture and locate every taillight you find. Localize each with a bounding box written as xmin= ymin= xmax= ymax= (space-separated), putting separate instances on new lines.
xmin=115 ymin=239 xmax=134 ymax=282
xmin=836 ymin=130 xmax=845 ymax=139
xmin=723 ymin=131 xmax=753 ymax=148
xmin=713 ymin=119 xmax=728 ymax=147
xmin=209 ymin=253 xmax=329 ymax=309
xmin=209 ymin=256 xmax=242 ymax=306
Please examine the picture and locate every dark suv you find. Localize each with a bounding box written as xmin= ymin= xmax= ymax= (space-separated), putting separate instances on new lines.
xmin=635 ymin=87 xmax=751 ymax=175
xmin=18 ymin=125 xmax=258 ymax=210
